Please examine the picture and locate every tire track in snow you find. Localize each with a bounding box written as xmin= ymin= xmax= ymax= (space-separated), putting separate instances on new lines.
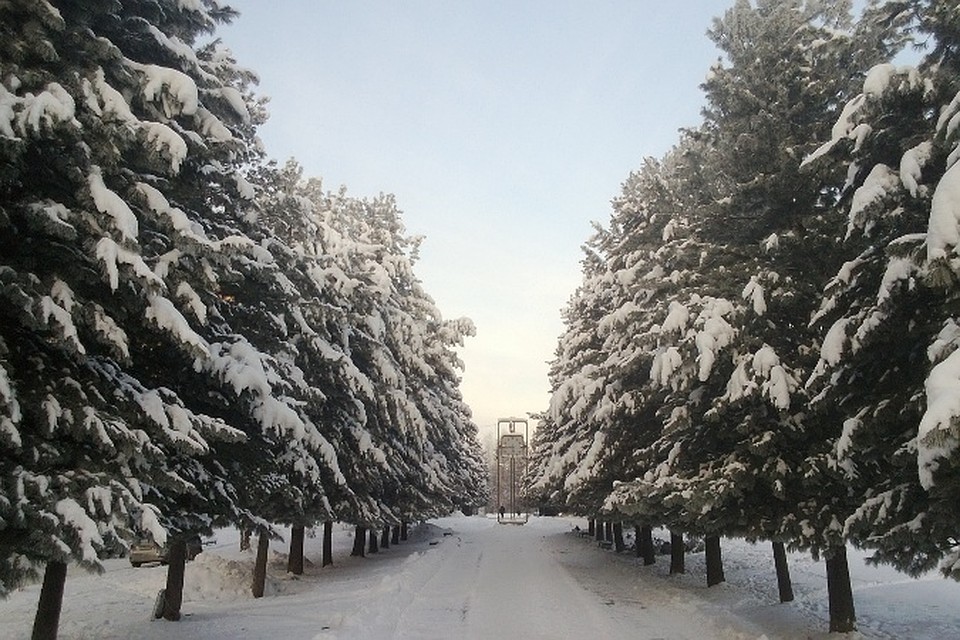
xmin=356 ymin=529 xmax=482 ymax=638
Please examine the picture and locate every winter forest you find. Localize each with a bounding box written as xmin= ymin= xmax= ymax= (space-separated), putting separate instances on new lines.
xmin=523 ymin=0 xmax=960 ymax=634
xmin=3 ymin=0 xmax=960 ymax=638
xmin=0 ymin=0 xmax=489 ymax=635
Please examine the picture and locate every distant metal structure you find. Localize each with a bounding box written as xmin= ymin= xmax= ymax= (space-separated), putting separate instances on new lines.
xmin=496 ymin=417 xmax=529 ymax=524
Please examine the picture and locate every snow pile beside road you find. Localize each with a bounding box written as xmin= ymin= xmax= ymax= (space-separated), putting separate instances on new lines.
xmin=184 ymin=552 xmax=280 ymax=600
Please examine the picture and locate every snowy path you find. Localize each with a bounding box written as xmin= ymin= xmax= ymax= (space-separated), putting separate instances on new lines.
xmin=362 ymin=520 xmax=716 ymax=640
xmin=349 ymin=517 xmax=759 ymax=640
xmin=2 ymin=514 xmax=960 ymax=639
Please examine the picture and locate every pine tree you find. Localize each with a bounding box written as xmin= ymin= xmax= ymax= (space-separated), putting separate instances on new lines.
xmin=0 ymin=0 xmax=280 ymax=632
xmin=803 ymin=0 xmax=960 ymax=582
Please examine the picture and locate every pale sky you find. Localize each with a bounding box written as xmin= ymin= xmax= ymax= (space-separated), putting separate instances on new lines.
xmin=221 ymin=1 xmax=733 ymax=438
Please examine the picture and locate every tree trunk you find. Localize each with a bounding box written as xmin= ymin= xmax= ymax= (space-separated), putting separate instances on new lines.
xmin=613 ymin=521 xmax=625 ymax=552
xmin=669 ymin=531 xmax=685 ymax=575
xmin=705 ymin=535 xmax=725 ymax=586
xmin=588 ymin=519 xmax=595 ymax=537
xmin=772 ymin=541 xmax=794 ymax=603
xmin=287 ymin=524 xmax=305 ymax=575
xmin=826 ymin=545 xmax=857 ymax=633
xmin=604 ymin=520 xmax=613 ymax=542
xmin=400 ymin=521 xmax=408 ymax=541
xmin=31 ymin=560 xmax=67 ymax=640
xmin=351 ymin=526 xmax=366 ymax=557
xmin=391 ymin=524 xmax=400 ymax=545
xmin=322 ymin=521 xmax=333 ymax=567
xmin=240 ymin=529 xmax=251 ymax=551
xmin=252 ymin=530 xmax=269 ymax=598
xmin=368 ymin=527 xmax=379 ymax=554
xmin=160 ymin=539 xmax=187 ymax=620
xmin=381 ymin=526 xmax=391 ymax=549
xmin=639 ymin=525 xmax=656 ymax=565
xmin=595 ymin=520 xmax=604 ymax=541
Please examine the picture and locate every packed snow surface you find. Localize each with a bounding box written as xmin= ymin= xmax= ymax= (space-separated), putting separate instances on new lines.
xmin=1 ymin=515 xmax=959 ymax=639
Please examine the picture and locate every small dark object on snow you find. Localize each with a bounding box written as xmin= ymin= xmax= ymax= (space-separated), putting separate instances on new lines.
xmin=152 ymin=589 xmax=165 ymax=620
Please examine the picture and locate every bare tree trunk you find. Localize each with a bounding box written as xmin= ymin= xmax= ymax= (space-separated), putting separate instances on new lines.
xmin=604 ymin=520 xmax=613 ymax=542
xmin=31 ymin=560 xmax=67 ymax=640
xmin=287 ymin=524 xmax=305 ymax=575
xmin=588 ymin=519 xmax=595 ymax=537
xmin=639 ymin=525 xmax=655 ymax=565
xmin=161 ymin=539 xmax=187 ymax=620
xmin=613 ymin=521 xmax=625 ymax=552
xmin=391 ymin=524 xmax=400 ymax=545
xmin=381 ymin=526 xmax=390 ymax=549
xmin=669 ymin=531 xmax=685 ymax=575
xmin=772 ymin=541 xmax=794 ymax=603
xmin=595 ymin=520 xmax=604 ymax=541
xmin=705 ymin=535 xmax=725 ymax=586
xmin=252 ymin=530 xmax=269 ymax=598
xmin=826 ymin=545 xmax=857 ymax=633
xmin=400 ymin=521 xmax=408 ymax=541
xmin=368 ymin=527 xmax=379 ymax=554
xmin=239 ymin=529 xmax=251 ymax=551
xmin=351 ymin=526 xmax=366 ymax=557
xmin=322 ymin=521 xmax=333 ymax=567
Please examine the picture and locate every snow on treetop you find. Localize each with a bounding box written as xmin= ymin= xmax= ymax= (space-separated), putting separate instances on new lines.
xmin=819 ymin=317 xmax=850 ymax=368
xmin=918 ymin=344 xmax=960 ymax=490
xmin=801 ymin=93 xmax=865 ymax=167
xmin=145 ymin=293 xmax=209 ymax=355
xmin=741 ymin=275 xmax=767 ymax=316
xmin=131 ymin=62 xmax=199 ymax=118
xmin=0 ymin=82 xmax=79 ymax=138
xmin=56 ymin=498 xmax=104 ymax=564
xmin=137 ymin=182 xmax=210 ymax=245
xmin=935 ymin=89 xmax=960 ymax=138
xmin=660 ymin=300 xmax=690 ymax=334
xmin=563 ymin=430 xmax=605 ymax=492
xmin=863 ymin=63 xmax=920 ymax=99
xmin=143 ymin=121 xmax=188 ymax=173
xmin=96 ymin=238 xmax=163 ymax=291
xmin=694 ymin=297 xmax=736 ymax=382
xmin=650 ymin=346 xmax=682 ymax=388
xmin=846 ymin=164 xmax=899 ymax=239
xmin=900 ymin=141 xmax=933 ymax=198
xmin=176 ymin=0 xmax=204 ymax=12
xmin=84 ymin=69 xmax=135 ymax=124
xmin=41 ymin=294 xmax=84 ymax=355
xmin=138 ymin=503 xmax=167 ymax=547
xmin=88 ymin=167 xmax=139 ymax=242
xmin=926 ymin=161 xmax=960 ymax=263
xmin=0 ymin=364 xmax=21 ymax=448
xmin=877 ymin=256 xmax=918 ymax=305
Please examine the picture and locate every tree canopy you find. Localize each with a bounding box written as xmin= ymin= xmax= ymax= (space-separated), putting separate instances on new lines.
xmin=0 ymin=0 xmax=487 ymax=597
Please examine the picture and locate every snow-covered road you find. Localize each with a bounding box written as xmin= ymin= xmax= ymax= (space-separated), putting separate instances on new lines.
xmin=2 ymin=514 xmax=959 ymax=639
xmin=354 ymin=517 xmax=760 ymax=639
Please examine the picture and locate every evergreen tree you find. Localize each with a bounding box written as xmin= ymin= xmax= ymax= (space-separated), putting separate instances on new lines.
xmin=524 ymin=227 xmax=615 ymax=517
xmin=804 ymin=0 xmax=960 ymax=582
xmin=0 ymin=0 xmax=263 ymax=599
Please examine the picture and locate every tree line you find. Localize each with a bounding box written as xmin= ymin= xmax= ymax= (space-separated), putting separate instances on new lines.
xmin=525 ymin=0 xmax=960 ymax=633
xmin=0 ymin=1 xmax=487 ymax=636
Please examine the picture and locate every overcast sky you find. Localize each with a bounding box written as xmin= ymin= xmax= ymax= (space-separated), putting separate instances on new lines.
xmin=221 ymin=1 xmax=733 ymax=439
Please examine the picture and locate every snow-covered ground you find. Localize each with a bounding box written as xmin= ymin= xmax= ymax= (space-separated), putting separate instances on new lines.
xmin=1 ymin=514 xmax=958 ymax=639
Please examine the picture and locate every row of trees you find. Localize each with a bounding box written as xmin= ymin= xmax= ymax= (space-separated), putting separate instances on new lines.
xmin=525 ymin=0 xmax=960 ymax=633
xmin=0 ymin=0 xmax=486 ymax=635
